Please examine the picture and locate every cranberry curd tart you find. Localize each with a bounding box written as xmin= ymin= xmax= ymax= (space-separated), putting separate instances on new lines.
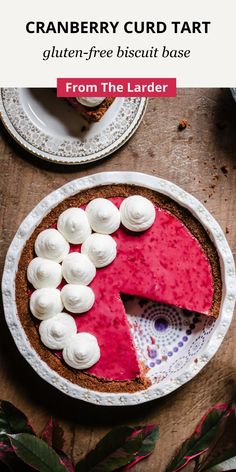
xmin=2 ymin=173 xmax=235 ymax=405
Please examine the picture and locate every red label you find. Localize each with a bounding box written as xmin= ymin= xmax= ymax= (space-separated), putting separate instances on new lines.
xmin=57 ymin=78 xmax=176 ymax=97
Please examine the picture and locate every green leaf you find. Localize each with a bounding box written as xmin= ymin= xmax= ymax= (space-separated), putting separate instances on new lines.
xmin=76 ymin=424 xmax=159 ymax=472
xmin=41 ymin=418 xmax=74 ymax=471
xmin=57 ymin=451 xmax=75 ymax=472
xmin=41 ymin=417 xmax=64 ymax=451
xmin=203 ymin=452 xmax=236 ymax=471
xmin=198 ymin=404 xmax=236 ymax=472
xmin=0 ymin=402 xmax=36 ymax=471
xmin=122 ymin=425 xmax=159 ymax=470
xmin=76 ymin=426 xmax=136 ymax=472
xmin=0 ymin=401 xmax=34 ymax=441
xmin=203 ymin=448 xmax=236 ymax=471
xmin=165 ymin=403 xmax=234 ymax=472
xmin=9 ymin=433 xmax=68 ymax=472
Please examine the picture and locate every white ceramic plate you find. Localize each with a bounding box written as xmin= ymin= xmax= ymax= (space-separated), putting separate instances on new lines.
xmin=2 ymin=172 xmax=236 ymax=406
xmin=0 ymin=89 xmax=147 ymax=165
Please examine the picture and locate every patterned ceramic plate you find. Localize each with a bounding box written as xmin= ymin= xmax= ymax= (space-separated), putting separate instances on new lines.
xmin=2 ymin=172 xmax=236 ymax=406
xmin=0 ymin=89 xmax=147 ymax=165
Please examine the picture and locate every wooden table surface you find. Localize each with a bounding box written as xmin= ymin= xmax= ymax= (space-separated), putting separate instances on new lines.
xmin=0 ymin=89 xmax=236 ymax=471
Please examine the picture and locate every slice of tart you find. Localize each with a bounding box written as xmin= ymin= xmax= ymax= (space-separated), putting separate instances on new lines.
xmin=67 ymin=97 xmax=115 ymax=122
xmin=16 ymin=184 xmax=222 ymax=393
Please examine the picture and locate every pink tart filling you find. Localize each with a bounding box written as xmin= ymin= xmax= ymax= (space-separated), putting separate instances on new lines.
xmin=31 ymin=197 xmax=214 ymax=382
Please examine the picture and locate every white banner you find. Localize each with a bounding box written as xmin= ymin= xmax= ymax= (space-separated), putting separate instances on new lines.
xmin=1 ymin=0 xmax=235 ymax=87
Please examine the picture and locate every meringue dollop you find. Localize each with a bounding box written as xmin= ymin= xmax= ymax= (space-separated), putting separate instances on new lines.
xmin=86 ymin=198 xmax=120 ymax=234
xmin=62 ymin=252 xmax=96 ymax=285
xmin=57 ymin=208 xmax=91 ymax=244
xmin=61 ymin=284 xmax=95 ymax=313
xmin=81 ymin=233 xmax=117 ymax=268
xmin=27 ymin=257 xmax=62 ymax=289
xmin=35 ymin=229 xmax=69 ymax=263
xmin=30 ymin=288 xmax=63 ymax=320
xmin=75 ymin=97 xmax=105 ymax=108
xmin=39 ymin=312 xmax=77 ymax=350
xmin=120 ymin=195 xmax=156 ymax=232
xmin=62 ymin=332 xmax=100 ymax=369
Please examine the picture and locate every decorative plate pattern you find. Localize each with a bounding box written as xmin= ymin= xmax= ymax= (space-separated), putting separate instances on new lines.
xmin=126 ymin=298 xmax=210 ymax=381
xmin=0 ymin=89 xmax=147 ymax=165
xmin=2 ymin=172 xmax=236 ymax=406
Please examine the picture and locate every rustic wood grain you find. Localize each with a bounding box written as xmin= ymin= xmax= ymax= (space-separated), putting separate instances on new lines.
xmin=0 ymin=88 xmax=235 ymax=471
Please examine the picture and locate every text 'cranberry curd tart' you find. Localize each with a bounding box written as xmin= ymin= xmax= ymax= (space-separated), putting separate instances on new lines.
xmin=16 ymin=184 xmax=222 ymax=394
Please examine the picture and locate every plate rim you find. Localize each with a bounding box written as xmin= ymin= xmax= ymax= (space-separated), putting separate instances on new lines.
xmin=0 ymin=90 xmax=148 ymax=165
xmin=2 ymin=171 xmax=236 ymax=406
